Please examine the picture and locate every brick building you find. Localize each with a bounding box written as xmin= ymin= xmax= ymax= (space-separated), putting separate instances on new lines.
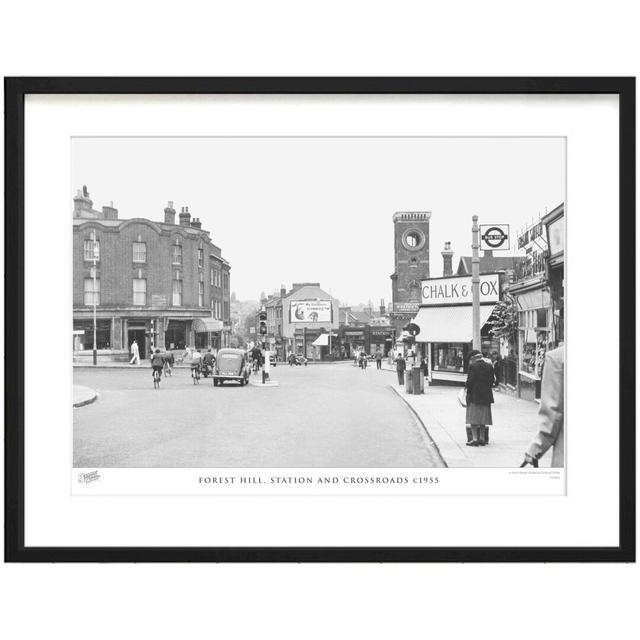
xmin=389 ymin=211 xmax=431 ymax=339
xmin=73 ymin=187 xmax=231 ymax=361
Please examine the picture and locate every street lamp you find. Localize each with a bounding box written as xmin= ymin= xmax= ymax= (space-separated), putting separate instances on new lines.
xmin=90 ymin=230 xmax=99 ymax=366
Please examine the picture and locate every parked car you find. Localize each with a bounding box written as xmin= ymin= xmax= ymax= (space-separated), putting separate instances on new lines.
xmin=213 ymin=348 xmax=250 ymax=386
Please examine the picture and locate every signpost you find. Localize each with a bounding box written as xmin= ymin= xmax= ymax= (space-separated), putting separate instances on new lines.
xmin=480 ymin=224 xmax=510 ymax=251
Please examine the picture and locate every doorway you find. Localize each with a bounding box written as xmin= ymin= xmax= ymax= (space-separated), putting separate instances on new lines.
xmin=128 ymin=329 xmax=147 ymax=360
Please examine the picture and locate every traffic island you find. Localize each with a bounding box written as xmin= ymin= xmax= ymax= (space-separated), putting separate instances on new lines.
xmin=73 ymin=385 xmax=98 ymax=407
xmin=248 ymin=380 xmax=280 ymax=387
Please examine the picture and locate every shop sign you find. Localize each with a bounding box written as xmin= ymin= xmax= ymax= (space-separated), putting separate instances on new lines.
xmin=344 ymin=330 xmax=364 ymax=337
xmin=480 ymin=224 xmax=510 ymax=251
xmin=370 ymin=329 xmax=393 ymax=336
xmin=389 ymin=302 xmax=420 ymax=313
xmin=420 ymin=274 xmax=499 ymax=306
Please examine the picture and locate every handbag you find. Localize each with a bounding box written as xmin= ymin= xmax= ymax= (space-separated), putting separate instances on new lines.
xmin=457 ymin=387 xmax=467 ymax=408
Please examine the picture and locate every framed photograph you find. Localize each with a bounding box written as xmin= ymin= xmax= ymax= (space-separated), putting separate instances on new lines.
xmin=5 ymin=77 xmax=635 ymax=562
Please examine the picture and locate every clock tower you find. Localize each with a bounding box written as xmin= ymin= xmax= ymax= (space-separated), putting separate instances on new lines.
xmin=389 ymin=211 xmax=431 ymax=338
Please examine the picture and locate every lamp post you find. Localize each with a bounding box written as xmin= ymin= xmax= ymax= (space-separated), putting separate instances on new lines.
xmin=472 ymin=215 xmax=481 ymax=350
xmin=91 ymin=230 xmax=98 ymax=366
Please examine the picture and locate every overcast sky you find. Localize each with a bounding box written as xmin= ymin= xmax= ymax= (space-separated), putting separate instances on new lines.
xmin=72 ymin=137 xmax=565 ymax=305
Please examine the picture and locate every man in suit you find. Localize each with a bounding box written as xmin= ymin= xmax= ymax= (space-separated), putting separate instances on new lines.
xmin=524 ymin=345 xmax=564 ymax=467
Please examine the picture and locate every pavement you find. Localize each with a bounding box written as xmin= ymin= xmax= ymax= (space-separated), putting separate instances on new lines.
xmin=73 ymin=364 xmax=445 ymax=468
xmin=73 ymin=385 xmax=98 ymax=408
xmin=382 ymin=369 xmax=549 ymax=468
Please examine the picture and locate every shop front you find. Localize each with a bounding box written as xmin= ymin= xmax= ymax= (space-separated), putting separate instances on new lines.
xmin=510 ymin=285 xmax=551 ymax=401
xmin=369 ymin=326 xmax=395 ymax=356
xmin=340 ymin=327 xmax=367 ymax=358
xmin=412 ymin=273 xmax=501 ymax=384
xmin=193 ymin=317 xmax=224 ymax=352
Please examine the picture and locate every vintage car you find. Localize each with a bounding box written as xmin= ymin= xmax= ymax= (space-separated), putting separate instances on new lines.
xmin=213 ymin=348 xmax=251 ymax=386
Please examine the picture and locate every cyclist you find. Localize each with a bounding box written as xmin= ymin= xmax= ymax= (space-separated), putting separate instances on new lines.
xmin=251 ymin=345 xmax=262 ymax=374
xmin=190 ymin=348 xmax=202 ymax=383
xmin=202 ymin=348 xmax=216 ymax=377
xmin=162 ymin=350 xmax=174 ymax=377
xmin=151 ymin=349 xmax=164 ymax=387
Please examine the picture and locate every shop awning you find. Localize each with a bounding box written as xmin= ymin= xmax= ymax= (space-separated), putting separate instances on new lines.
xmin=514 ymin=289 xmax=550 ymax=311
xmin=414 ymin=305 xmax=496 ymax=343
xmin=193 ymin=318 xmax=224 ymax=333
xmin=312 ymin=333 xmax=330 ymax=346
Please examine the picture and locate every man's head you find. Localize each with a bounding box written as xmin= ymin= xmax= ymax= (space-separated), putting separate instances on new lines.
xmin=155 ymin=349 xmax=160 ymax=354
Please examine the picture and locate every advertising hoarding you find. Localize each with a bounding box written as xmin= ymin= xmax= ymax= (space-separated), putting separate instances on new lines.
xmin=289 ymin=300 xmax=332 ymax=323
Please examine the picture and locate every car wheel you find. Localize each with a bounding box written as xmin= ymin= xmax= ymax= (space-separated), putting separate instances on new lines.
xmin=239 ymin=378 xmax=245 ymax=386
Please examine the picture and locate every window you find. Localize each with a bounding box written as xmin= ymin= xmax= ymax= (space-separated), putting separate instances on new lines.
xmin=172 ymin=244 xmax=182 ymax=265
xmin=172 ymin=279 xmax=182 ymax=306
xmin=198 ymin=248 xmax=204 ymax=268
xmin=84 ymin=239 xmax=100 ymax=261
xmin=133 ymin=278 xmax=146 ymax=306
xmin=432 ymin=343 xmax=465 ymax=373
xmin=198 ymin=282 xmax=204 ymax=307
xmin=74 ymin=320 xmax=110 ymax=350
xmin=133 ymin=242 xmax=147 ymax=263
xmin=83 ymin=277 xmax=100 ymax=305
xmin=403 ymin=229 xmax=424 ymax=250
xmin=210 ymin=268 xmax=214 ymax=286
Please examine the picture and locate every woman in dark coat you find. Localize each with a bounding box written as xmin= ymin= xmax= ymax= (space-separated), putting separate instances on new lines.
xmin=465 ymin=350 xmax=495 ymax=446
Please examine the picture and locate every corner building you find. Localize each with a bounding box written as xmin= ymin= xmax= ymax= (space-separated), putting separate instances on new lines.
xmin=73 ymin=188 xmax=231 ymax=360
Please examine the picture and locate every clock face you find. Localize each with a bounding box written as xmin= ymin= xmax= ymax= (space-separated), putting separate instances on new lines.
xmin=402 ymin=229 xmax=425 ymax=251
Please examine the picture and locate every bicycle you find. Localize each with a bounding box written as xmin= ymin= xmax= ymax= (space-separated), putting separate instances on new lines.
xmin=152 ymin=367 xmax=162 ymax=389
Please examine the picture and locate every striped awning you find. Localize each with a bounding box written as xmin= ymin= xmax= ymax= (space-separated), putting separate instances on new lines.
xmin=193 ymin=318 xmax=224 ymax=333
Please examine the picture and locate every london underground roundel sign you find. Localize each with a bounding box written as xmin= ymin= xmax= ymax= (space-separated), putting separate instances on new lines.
xmin=480 ymin=224 xmax=510 ymax=251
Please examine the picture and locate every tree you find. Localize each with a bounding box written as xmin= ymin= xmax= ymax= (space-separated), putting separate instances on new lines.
xmin=486 ymin=295 xmax=517 ymax=340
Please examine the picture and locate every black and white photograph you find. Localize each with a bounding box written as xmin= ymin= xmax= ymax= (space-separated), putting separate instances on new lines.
xmin=71 ymin=136 xmax=566 ymax=479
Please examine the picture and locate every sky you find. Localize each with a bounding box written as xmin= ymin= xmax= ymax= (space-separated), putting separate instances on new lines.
xmin=72 ymin=137 xmax=565 ymax=305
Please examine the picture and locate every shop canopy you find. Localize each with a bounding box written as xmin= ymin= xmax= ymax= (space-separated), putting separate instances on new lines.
xmin=312 ymin=333 xmax=330 ymax=346
xmin=193 ymin=318 xmax=224 ymax=333
xmin=413 ymin=305 xmax=496 ymax=343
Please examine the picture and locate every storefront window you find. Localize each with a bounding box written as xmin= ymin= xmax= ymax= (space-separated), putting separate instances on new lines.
xmin=433 ymin=343 xmax=465 ymax=372
xmin=74 ymin=320 xmax=111 ymax=350
xmin=520 ymin=330 xmax=548 ymax=377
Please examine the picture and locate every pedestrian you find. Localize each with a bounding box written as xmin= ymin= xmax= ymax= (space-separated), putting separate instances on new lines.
xmin=129 ymin=339 xmax=139 ymax=365
xmin=359 ymin=351 xmax=368 ymax=370
xmin=395 ymin=352 xmax=406 ymax=385
xmin=464 ymin=349 xmax=496 ymax=446
xmin=375 ymin=350 xmax=383 ymax=370
xmin=523 ymin=345 xmax=564 ymax=467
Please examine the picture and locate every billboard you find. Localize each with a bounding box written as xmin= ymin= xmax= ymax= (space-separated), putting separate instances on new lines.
xmin=289 ymin=300 xmax=332 ymax=323
xmin=420 ymin=274 xmax=500 ymax=306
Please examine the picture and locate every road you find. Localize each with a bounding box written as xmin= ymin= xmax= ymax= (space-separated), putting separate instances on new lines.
xmin=73 ymin=363 xmax=445 ymax=468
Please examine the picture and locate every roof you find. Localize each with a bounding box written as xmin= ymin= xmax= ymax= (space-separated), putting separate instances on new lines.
xmin=286 ymin=285 xmax=333 ymax=301
xmin=456 ymin=255 xmax=526 ymax=276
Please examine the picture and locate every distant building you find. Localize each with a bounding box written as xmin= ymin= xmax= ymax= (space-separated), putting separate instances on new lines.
xmin=73 ymin=188 xmax=231 ymax=361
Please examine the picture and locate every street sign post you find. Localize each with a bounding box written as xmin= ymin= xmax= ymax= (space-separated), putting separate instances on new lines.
xmin=480 ymin=224 xmax=510 ymax=251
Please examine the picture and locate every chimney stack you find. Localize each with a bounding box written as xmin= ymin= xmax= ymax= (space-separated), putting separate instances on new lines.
xmin=179 ymin=206 xmax=191 ymax=226
xmin=379 ymin=298 xmax=386 ymax=316
xmin=164 ymin=201 xmax=176 ymax=225
xmin=442 ymin=241 xmax=454 ymax=277
xmin=280 ymin=284 xmax=287 ymax=299
xmin=190 ymin=217 xmax=202 ymax=229
xmin=73 ymin=186 xmax=94 ymax=217
xmin=101 ymin=200 xmax=118 ymax=220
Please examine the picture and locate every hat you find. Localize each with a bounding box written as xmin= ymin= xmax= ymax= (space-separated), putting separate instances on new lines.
xmin=468 ymin=349 xmax=482 ymax=360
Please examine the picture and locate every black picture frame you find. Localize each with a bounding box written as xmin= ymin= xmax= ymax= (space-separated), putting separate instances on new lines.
xmin=4 ymin=77 xmax=635 ymax=563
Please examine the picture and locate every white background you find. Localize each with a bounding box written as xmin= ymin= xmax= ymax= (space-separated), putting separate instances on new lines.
xmin=1 ymin=2 xmax=638 ymax=640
